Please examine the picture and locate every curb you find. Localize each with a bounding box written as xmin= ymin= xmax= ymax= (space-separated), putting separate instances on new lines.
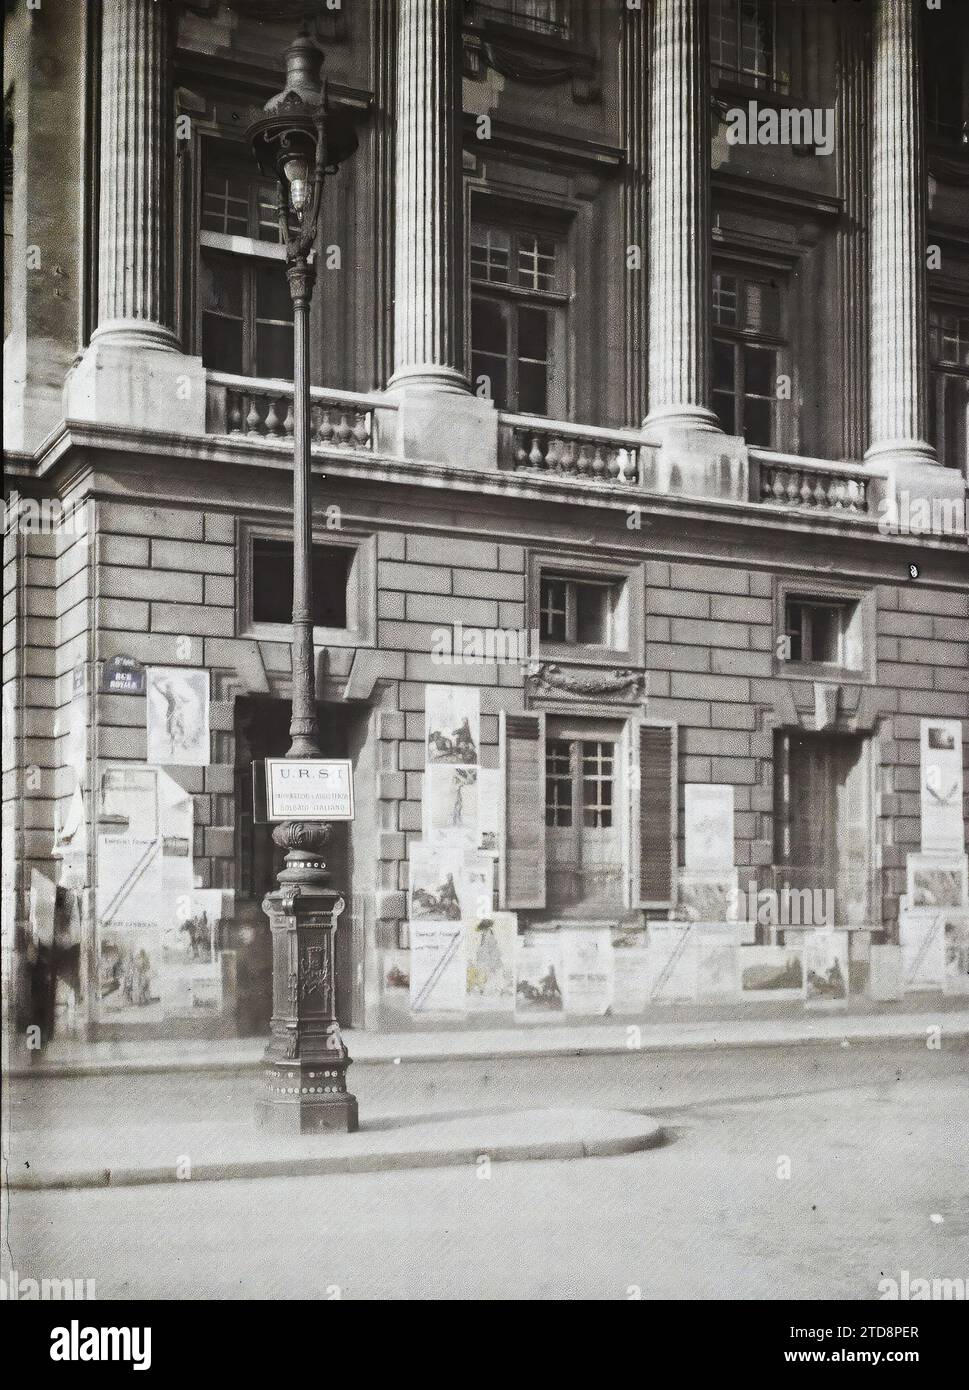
xmin=8 ymin=1019 xmax=969 ymax=1079
xmin=4 ymin=1111 xmax=664 ymax=1191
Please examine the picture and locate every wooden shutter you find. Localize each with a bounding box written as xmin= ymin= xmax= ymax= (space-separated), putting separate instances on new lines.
xmin=637 ymin=720 xmax=677 ymax=907
xmin=499 ymin=710 xmax=546 ymax=910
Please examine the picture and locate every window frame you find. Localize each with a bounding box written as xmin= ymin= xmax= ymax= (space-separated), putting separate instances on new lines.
xmin=238 ymin=521 xmax=376 ymax=650
xmin=773 ymin=577 xmax=875 ymax=685
xmin=709 ymin=0 xmax=781 ymax=94
xmin=928 ymin=302 xmax=969 ymax=474
xmin=530 ymin=552 xmax=644 ymax=669
xmin=712 ymin=266 xmax=788 ymax=448
xmin=470 ymin=218 xmax=569 ymax=417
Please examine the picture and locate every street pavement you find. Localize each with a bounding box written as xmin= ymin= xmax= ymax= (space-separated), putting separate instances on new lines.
xmin=3 ymin=1039 xmax=968 ymax=1299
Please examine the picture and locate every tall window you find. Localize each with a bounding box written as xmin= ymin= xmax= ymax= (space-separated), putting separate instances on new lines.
xmin=198 ymin=154 xmax=295 ymax=379
xmin=712 ymin=270 xmax=785 ymax=447
xmin=476 ymin=0 xmax=569 ymax=38
xmin=710 ymin=0 xmax=775 ymax=89
xmin=470 ymin=221 xmax=567 ymax=415
xmin=928 ymin=306 xmax=969 ymax=474
xmin=922 ymin=6 xmax=969 ymax=144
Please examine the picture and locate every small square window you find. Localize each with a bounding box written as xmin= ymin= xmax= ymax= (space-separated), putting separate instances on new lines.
xmin=252 ymin=539 xmax=353 ymax=629
xmin=784 ymin=597 xmax=856 ymax=668
xmin=540 ymin=574 xmax=621 ymax=647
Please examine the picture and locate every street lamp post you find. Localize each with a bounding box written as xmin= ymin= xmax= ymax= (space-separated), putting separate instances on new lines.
xmin=247 ymin=35 xmax=358 ymax=1135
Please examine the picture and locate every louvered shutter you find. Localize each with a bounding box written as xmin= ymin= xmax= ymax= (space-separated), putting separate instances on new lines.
xmin=638 ymin=721 xmax=678 ymax=907
xmin=499 ymin=710 xmax=546 ymax=909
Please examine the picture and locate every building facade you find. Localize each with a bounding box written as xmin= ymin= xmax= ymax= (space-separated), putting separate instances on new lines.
xmin=3 ymin=0 xmax=968 ymax=1042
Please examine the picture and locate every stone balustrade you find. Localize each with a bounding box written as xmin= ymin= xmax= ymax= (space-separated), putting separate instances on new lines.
xmin=206 ymin=372 xmax=377 ymax=450
xmin=753 ymin=451 xmax=873 ymax=514
xmin=501 ymin=415 xmax=643 ymax=486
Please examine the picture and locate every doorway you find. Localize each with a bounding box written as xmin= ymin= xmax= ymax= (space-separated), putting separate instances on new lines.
xmin=545 ymin=717 xmax=626 ymax=918
xmin=774 ymin=730 xmax=871 ymax=926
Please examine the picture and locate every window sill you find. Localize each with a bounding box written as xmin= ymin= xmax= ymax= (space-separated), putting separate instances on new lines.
xmin=241 ymin=622 xmax=372 ymax=651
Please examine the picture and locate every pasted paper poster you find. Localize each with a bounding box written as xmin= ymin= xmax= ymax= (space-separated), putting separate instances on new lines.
xmin=684 ymin=784 xmax=735 ymax=871
xmin=562 ymin=927 xmax=614 ymax=1016
xmin=943 ymin=912 xmax=969 ymax=996
xmin=424 ymin=764 xmax=479 ymax=849
xmin=899 ymin=908 xmax=946 ymax=991
xmin=425 ymin=685 xmax=480 ymax=766
xmin=409 ymin=845 xmax=463 ymax=921
xmin=648 ymin=922 xmax=697 ymax=1002
xmin=409 ymin=922 xmax=465 ymax=1012
xmin=610 ymin=939 xmax=652 ymax=1015
xmin=804 ymin=929 xmax=850 ymax=1007
xmin=738 ymin=946 xmax=805 ymax=1002
xmin=466 ymin=912 xmax=517 ymax=1012
xmin=515 ymin=938 xmax=564 ymax=1015
xmin=146 ymin=667 xmax=210 ymax=767
xmin=694 ymin=922 xmax=741 ymax=1001
xmin=905 ymin=853 xmax=968 ymax=910
xmin=920 ymin=719 xmax=964 ymax=854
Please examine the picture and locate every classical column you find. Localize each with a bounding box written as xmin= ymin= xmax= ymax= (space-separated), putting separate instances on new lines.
xmin=836 ymin=6 xmax=870 ymax=461
xmin=644 ymin=0 xmax=720 ymax=438
xmin=866 ymin=0 xmax=935 ymax=464
xmin=92 ymin=0 xmax=177 ymax=350
xmin=620 ymin=1 xmax=649 ymax=427
xmin=387 ymin=0 xmax=467 ymax=394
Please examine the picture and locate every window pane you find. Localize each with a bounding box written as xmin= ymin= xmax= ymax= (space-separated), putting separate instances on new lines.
xmin=744 ymin=280 xmax=780 ymax=334
xmin=256 ymin=265 xmax=294 ymax=324
xmin=545 ymin=737 xmax=573 ymax=828
xmin=472 ymin=295 xmax=507 ymax=354
xmin=784 ymin=602 xmax=804 ymax=662
xmin=713 ymin=337 xmax=736 ymax=390
xmin=575 ymin=583 xmax=611 ymax=645
xmin=201 ymin=171 xmax=249 ymax=236
xmin=472 ymin=352 xmax=508 ymax=408
xmin=252 ymin=539 xmax=352 ymax=628
xmin=470 ymin=226 xmax=510 ymax=284
xmin=744 ymin=344 xmax=775 ymax=396
xmin=745 ymin=396 xmax=773 ymax=447
xmin=255 ymin=322 xmax=294 ymax=381
xmin=518 ymin=235 xmax=557 ymax=291
xmin=540 ymin=577 xmax=568 ymax=642
xmin=518 ymin=361 xmax=547 ymax=415
xmin=808 ymin=605 xmax=841 ymax=664
xmin=202 ymin=313 xmax=244 ymax=375
xmin=518 ymin=305 xmax=548 ymax=361
xmin=713 ymin=272 xmax=738 ymax=327
xmin=200 ymin=255 xmax=244 ymax=317
xmin=581 ymin=740 xmax=614 ymax=829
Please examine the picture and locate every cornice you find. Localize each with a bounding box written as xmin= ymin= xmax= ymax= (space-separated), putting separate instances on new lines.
xmin=711 ymin=170 xmax=843 ymax=221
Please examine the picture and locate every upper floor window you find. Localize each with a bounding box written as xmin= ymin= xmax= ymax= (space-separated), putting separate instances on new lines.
xmin=928 ymin=305 xmax=969 ymax=474
xmin=198 ymin=151 xmax=295 ymax=380
xmin=710 ymin=0 xmax=775 ymax=90
xmin=922 ymin=7 xmax=969 ymax=145
xmin=476 ymin=0 xmax=569 ymax=38
xmin=712 ymin=269 xmax=785 ymax=447
xmin=539 ymin=572 xmax=625 ymax=648
xmin=470 ymin=220 xmax=567 ymax=415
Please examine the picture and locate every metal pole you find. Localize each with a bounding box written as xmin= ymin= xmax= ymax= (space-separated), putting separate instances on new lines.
xmin=286 ymin=256 xmax=320 ymax=760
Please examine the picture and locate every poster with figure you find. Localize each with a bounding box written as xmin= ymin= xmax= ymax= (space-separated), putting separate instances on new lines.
xmin=408 ymin=845 xmax=464 ymax=921
xmin=424 ymin=764 xmax=479 ymax=849
xmin=515 ymin=937 xmax=564 ymax=1015
xmin=684 ymin=784 xmax=735 ymax=871
xmin=906 ymin=853 xmax=969 ymax=910
xmin=562 ymin=927 xmax=614 ymax=1015
xmin=146 ymin=667 xmax=210 ymax=766
xmin=738 ymin=946 xmax=805 ymax=1001
xmin=920 ymin=719 xmax=964 ymax=854
xmin=694 ymin=922 xmax=741 ymax=1001
xmin=677 ymin=869 xmax=739 ymax=923
xmin=477 ymin=768 xmax=501 ymax=853
xmin=943 ymin=912 xmax=969 ymax=995
xmin=455 ymin=851 xmax=494 ymax=921
xmin=409 ymin=921 xmax=465 ymax=1012
xmin=425 ymin=685 xmax=480 ymax=766
xmin=648 ymin=922 xmax=697 ymax=1002
xmin=899 ymin=908 xmax=947 ymax=991
xmin=804 ymin=930 xmax=850 ymax=1007
xmin=466 ymin=912 xmax=517 ymax=1012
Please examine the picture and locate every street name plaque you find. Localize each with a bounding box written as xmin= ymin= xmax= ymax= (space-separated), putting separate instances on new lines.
xmin=264 ymin=758 xmax=355 ymax=823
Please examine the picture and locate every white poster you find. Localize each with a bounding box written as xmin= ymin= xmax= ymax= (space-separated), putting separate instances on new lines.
xmin=466 ymin=912 xmax=517 ymax=1012
xmin=695 ymin=922 xmax=741 ymax=1001
xmin=610 ymin=946 xmax=652 ymax=1015
xmin=868 ymin=945 xmax=903 ymax=1002
xmin=425 ymin=685 xmax=480 ymax=766
xmin=562 ymin=927 xmax=614 ymax=1015
xmin=409 ymin=922 xmax=465 ymax=1012
xmin=455 ymin=851 xmax=494 ymax=921
xmin=804 ymin=929 xmax=850 ymax=1007
xmin=408 ymin=845 xmax=463 ymax=921
xmin=906 ymin=853 xmax=968 ymax=910
xmin=29 ymin=870 xmax=57 ymax=948
xmin=899 ymin=908 xmax=947 ymax=991
xmin=648 ymin=922 xmax=697 ymax=1002
xmin=685 ymin=784 xmax=735 ymax=871
xmin=146 ymin=667 xmax=210 ymax=767
xmin=678 ymin=869 xmax=739 ymax=923
xmin=477 ymin=768 xmax=501 ymax=853
xmin=920 ymin=719 xmax=965 ymax=854
xmin=96 ymin=835 xmax=163 ymax=935
xmin=515 ymin=938 xmax=564 ymax=1014
xmin=943 ymin=911 xmax=969 ymax=996
xmin=738 ymin=946 xmax=805 ymax=1002
xmin=424 ymin=764 xmax=479 ymax=848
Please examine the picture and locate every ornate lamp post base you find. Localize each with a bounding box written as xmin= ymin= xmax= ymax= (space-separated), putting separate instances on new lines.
xmin=255 ymin=826 xmax=358 ymax=1135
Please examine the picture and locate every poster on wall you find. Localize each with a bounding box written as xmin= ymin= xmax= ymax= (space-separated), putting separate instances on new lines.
xmin=466 ymin=912 xmax=517 ymax=1012
xmin=677 ymin=869 xmax=739 ymax=924
xmin=425 ymin=685 xmax=480 ymax=766
xmin=424 ymin=764 xmax=479 ymax=849
xmin=477 ymin=768 xmax=501 ymax=853
xmin=905 ymin=853 xmax=969 ymax=910
xmin=146 ymin=667 xmax=210 ymax=767
xmin=408 ymin=845 xmax=463 ymax=921
xmin=804 ymin=930 xmax=850 ymax=1007
xmin=943 ymin=912 xmax=969 ymax=995
xmin=409 ymin=921 xmax=465 ymax=1013
xmin=455 ymin=852 xmax=495 ymax=921
xmin=648 ymin=922 xmax=697 ymax=1002
xmin=899 ymin=908 xmax=947 ymax=991
xmin=694 ymin=922 xmax=741 ymax=1002
xmin=738 ymin=946 xmax=805 ymax=1002
xmin=99 ymin=766 xmax=158 ymax=839
xmin=920 ymin=719 xmax=965 ymax=854
xmin=515 ymin=938 xmax=564 ymax=1015
xmin=561 ymin=927 xmax=614 ymax=1016
xmin=684 ymin=784 xmax=735 ymax=871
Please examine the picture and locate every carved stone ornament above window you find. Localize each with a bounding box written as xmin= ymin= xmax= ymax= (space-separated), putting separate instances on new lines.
xmin=525 ymin=662 xmax=647 ymax=704
xmin=463 ymin=34 xmax=599 ymax=104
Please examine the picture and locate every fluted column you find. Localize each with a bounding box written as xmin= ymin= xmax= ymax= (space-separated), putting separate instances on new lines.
xmin=866 ymin=0 xmax=935 ymax=464
xmin=620 ymin=2 xmax=649 ymax=427
xmin=92 ymin=0 xmax=177 ymax=349
xmin=644 ymin=0 xmax=720 ymax=437
xmin=388 ymin=0 xmax=467 ymax=394
xmin=836 ymin=6 xmax=870 ymax=460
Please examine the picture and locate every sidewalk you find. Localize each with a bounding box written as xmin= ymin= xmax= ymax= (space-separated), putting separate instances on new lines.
xmin=9 ymin=1004 xmax=969 ymax=1077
